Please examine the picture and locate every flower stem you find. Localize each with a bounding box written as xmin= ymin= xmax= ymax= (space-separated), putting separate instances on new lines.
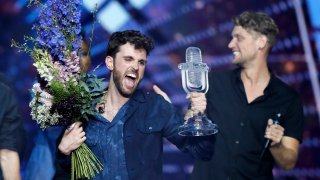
xmin=71 ymin=143 xmax=103 ymax=180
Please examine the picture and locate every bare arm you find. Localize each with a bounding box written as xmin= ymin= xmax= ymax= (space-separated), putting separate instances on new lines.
xmin=0 ymin=149 xmax=21 ymax=180
xmin=270 ymin=136 xmax=299 ymax=170
xmin=265 ymin=119 xmax=299 ymax=170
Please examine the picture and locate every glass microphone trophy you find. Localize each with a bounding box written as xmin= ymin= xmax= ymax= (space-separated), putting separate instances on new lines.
xmin=178 ymin=47 xmax=218 ymax=136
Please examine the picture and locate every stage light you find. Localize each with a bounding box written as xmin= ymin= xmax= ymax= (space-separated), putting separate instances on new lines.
xmin=128 ymin=0 xmax=149 ymax=9
xmin=284 ymin=61 xmax=296 ymax=74
xmin=314 ymin=33 xmax=320 ymax=59
xmin=97 ymin=1 xmax=130 ymax=32
xmin=83 ymin=0 xmax=106 ymax=11
xmin=306 ymin=0 xmax=320 ymax=28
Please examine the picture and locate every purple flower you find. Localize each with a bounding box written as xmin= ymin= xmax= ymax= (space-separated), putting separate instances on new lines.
xmin=34 ymin=0 xmax=83 ymax=61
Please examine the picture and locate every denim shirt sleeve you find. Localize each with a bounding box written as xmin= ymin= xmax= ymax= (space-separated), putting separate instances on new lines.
xmin=150 ymin=93 xmax=215 ymax=161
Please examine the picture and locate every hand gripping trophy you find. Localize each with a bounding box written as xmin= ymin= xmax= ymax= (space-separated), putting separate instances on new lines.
xmin=178 ymin=47 xmax=218 ymax=136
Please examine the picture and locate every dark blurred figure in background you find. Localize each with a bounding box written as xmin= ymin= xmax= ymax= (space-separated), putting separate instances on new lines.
xmin=189 ymin=11 xmax=304 ymax=179
xmin=79 ymin=39 xmax=91 ymax=73
xmin=0 ymin=73 xmax=24 ymax=180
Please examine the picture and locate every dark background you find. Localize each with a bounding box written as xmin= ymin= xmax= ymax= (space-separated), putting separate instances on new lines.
xmin=1 ymin=0 xmax=320 ymax=179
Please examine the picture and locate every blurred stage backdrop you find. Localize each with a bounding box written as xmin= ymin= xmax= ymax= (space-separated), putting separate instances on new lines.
xmin=1 ymin=0 xmax=320 ymax=179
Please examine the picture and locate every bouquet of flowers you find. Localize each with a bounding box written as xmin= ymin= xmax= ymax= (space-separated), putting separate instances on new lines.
xmin=12 ymin=0 xmax=104 ymax=179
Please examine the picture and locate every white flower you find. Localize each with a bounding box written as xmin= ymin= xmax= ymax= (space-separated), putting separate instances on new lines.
xmin=30 ymin=97 xmax=60 ymax=129
xmin=39 ymin=91 xmax=53 ymax=107
xmin=31 ymin=83 xmax=42 ymax=93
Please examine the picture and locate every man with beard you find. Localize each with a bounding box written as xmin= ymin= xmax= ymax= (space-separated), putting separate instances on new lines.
xmin=57 ymin=30 xmax=214 ymax=179
xmin=189 ymin=11 xmax=304 ymax=179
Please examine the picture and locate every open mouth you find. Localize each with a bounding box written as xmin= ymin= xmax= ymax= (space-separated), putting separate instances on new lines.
xmin=233 ymin=51 xmax=240 ymax=57
xmin=124 ymin=73 xmax=138 ymax=89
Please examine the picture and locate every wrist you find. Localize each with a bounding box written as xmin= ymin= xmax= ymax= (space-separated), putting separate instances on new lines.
xmin=270 ymin=141 xmax=282 ymax=149
xmin=58 ymin=143 xmax=71 ymax=155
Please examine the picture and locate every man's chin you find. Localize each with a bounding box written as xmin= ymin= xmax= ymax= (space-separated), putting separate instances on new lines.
xmin=120 ymin=80 xmax=141 ymax=97
xmin=120 ymin=87 xmax=136 ymax=98
xmin=232 ymin=59 xmax=238 ymax=65
xmin=232 ymin=58 xmax=242 ymax=65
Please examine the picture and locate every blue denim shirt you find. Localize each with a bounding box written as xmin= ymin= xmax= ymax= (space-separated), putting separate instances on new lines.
xmin=57 ymin=90 xmax=215 ymax=180
xmin=86 ymin=103 xmax=129 ymax=180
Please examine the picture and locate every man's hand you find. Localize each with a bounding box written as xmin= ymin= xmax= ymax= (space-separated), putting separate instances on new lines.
xmin=264 ymin=119 xmax=285 ymax=146
xmin=58 ymin=122 xmax=86 ymax=155
xmin=153 ymin=85 xmax=172 ymax=103
xmin=265 ymin=119 xmax=300 ymax=170
xmin=184 ymin=92 xmax=206 ymax=120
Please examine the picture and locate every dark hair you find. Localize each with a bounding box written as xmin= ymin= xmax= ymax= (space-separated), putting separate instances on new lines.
xmin=232 ymin=11 xmax=279 ymax=48
xmin=106 ymin=30 xmax=154 ymax=58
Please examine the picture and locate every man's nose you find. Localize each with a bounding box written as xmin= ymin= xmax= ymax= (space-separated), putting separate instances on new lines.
xmin=228 ymin=39 xmax=234 ymax=49
xmin=131 ymin=61 xmax=139 ymax=70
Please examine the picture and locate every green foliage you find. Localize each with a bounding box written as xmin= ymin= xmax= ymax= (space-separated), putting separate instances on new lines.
xmin=48 ymin=79 xmax=69 ymax=103
xmin=79 ymin=73 xmax=106 ymax=121
xmin=48 ymin=73 xmax=105 ymax=122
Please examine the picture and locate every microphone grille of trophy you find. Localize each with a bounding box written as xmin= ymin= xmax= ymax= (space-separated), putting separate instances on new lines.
xmin=179 ymin=47 xmax=209 ymax=93
xmin=186 ymin=47 xmax=202 ymax=63
xmin=186 ymin=47 xmax=202 ymax=89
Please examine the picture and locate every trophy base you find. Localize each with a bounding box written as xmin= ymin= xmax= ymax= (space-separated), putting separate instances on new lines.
xmin=178 ymin=116 xmax=218 ymax=136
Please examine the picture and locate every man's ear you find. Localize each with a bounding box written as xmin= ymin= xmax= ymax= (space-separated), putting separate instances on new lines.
xmin=105 ymin=56 xmax=114 ymax=70
xmin=257 ymin=35 xmax=268 ymax=50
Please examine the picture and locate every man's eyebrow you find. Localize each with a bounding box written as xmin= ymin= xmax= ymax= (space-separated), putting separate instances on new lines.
xmin=232 ymin=33 xmax=243 ymax=38
xmin=123 ymin=56 xmax=134 ymax=59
